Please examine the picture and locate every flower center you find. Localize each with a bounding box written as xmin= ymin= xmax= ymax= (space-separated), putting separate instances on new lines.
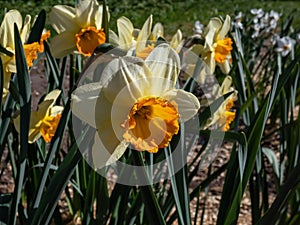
xmin=122 ymin=97 xmax=180 ymax=153
xmin=219 ymin=98 xmax=235 ymax=131
xmin=214 ymin=37 xmax=233 ymax=63
xmin=39 ymin=114 xmax=62 ymax=143
xmin=75 ymin=26 xmax=106 ymax=56
xmin=136 ymin=43 xmax=155 ymax=60
xmin=23 ymin=42 xmax=40 ymax=67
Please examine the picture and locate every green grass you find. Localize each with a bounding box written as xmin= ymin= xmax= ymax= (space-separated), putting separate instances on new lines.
xmin=1 ymin=0 xmax=300 ymax=36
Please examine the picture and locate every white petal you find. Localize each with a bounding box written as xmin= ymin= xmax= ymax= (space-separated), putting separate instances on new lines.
xmin=0 ymin=10 xmax=22 ymax=49
xmin=20 ymin=15 xmax=31 ymax=43
xmin=49 ymin=31 xmax=76 ymax=58
xmin=100 ymin=56 xmax=152 ymax=104
xmin=92 ymin=132 xmax=128 ymax=169
xmin=219 ymin=15 xmax=231 ymax=40
xmin=76 ymin=0 xmax=99 ymax=28
xmin=109 ymin=29 xmax=119 ymax=46
xmin=163 ymin=89 xmax=200 ymax=122
xmin=117 ymin=16 xmax=134 ymax=50
xmin=49 ymin=5 xmax=77 ymax=33
xmin=136 ymin=15 xmax=152 ymax=53
xmin=145 ymin=43 xmax=180 ymax=95
xmin=152 ymin=22 xmax=164 ymax=37
xmin=71 ymin=83 xmax=102 ymax=128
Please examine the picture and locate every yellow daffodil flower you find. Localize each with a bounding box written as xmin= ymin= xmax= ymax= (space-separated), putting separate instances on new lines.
xmin=0 ymin=10 xmax=43 ymax=101
xmin=205 ymin=76 xmax=237 ymax=131
xmin=110 ymin=15 xmax=183 ymax=59
xmin=14 ymin=90 xmax=64 ymax=143
xmin=71 ymin=44 xmax=200 ymax=168
xmin=49 ymin=0 xmax=108 ymax=58
xmin=202 ymin=15 xmax=233 ymax=75
xmin=109 ymin=15 xmax=153 ymax=59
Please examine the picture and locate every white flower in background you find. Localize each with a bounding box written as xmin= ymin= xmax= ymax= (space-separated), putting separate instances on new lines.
xmin=275 ymin=36 xmax=295 ymax=57
xmin=251 ymin=8 xmax=264 ymax=19
xmin=233 ymin=11 xmax=243 ymax=30
xmin=193 ymin=20 xmax=204 ymax=35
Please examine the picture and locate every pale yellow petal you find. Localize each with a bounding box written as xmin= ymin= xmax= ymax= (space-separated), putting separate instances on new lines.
xmin=219 ymin=15 xmax=231 ymax=40
xmin=50 ymin=106 xmax=64 ymax=116
xmin=20 ymin=15 xmax=31 ymax=43
xmin=49 ymin=31 xmax=76 ymax=58
xmin=76 ymin=0 xmax=99 ymax=28
xmin=92 ymin=133 xmax=128 ymax=169
xmin=71 ymin=83 xmax=102 ymax=128
xmin=109 ymin=29 xmax=119 ymax=46
xmin=136 ymin=15 xmax=152 ymax=53
xmin=152 ymin=22 xmax=164 ymax=38
xmin=100 ymin=56 xmax=152 ymax=104
xmin=170 ymin=29 xmax=182 ymax=50
xmin=49 ymin=5 xmax=77 ymax=34
xmin=44 ymin=89 xmax=61 ymax=102
xmin=145 ymin=43 xmax=180 ymax=95
xmin=117 ymin=16 xmax=134 ymax=50
xmin=0 ymin=10 xmax=22 ymax=49
xmin=205 ymin=17 xmax=222 ymax=36
xmin=163 ymin=89 xmax=200 ymax=122
xmin=218 ymin=59 xmax=231 ymax=74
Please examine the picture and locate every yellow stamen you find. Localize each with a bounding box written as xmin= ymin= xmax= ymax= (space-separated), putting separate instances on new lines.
xmin=136 ymin=44 xmax=155 ymax=60
xmin=214 ymin=37 xmax=233 ymax=63
xmin=39 ymin=30 xmax=51 ymax=52
xmin=39 ymin=114 xmax=62 ymax=143
xmin=122 ymin=97 xmax=179 ymax=153
xmin=75 ymin=26 xmax=106 ymax=56
xmin=219 ymin=98 xmax=235 ymax=131
xmin=23 ymin=42 xmax=40 ymax=67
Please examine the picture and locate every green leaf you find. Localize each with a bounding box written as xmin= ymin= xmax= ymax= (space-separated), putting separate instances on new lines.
xmin=9 ymin=23 xmax=31 ymax=225
xmin=26 ymin=9 xmax=46 ymax=44
xmin=102 ymin=0 xmax=109 ymax=42
xmin=262 ymin=147 xmax=280 ymax=179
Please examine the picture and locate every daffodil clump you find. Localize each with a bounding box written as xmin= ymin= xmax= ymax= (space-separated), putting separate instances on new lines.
xmin=0 ymin=9 xmax=49 ymax=101
xmin=0 ymin=0 xmax=240 ymax=167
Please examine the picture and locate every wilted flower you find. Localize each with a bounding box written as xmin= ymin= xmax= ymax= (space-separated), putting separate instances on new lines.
xmin=49 ymin=0 xmax=108 ymax=58
xmin=14 ymin=90 xmax=64 ymax=143
xmin=205 ymin=76 xmax=237 ymax=131
xmin=0 ymin=10 xmax=43 ymax=101
xmin=71 ymin=44 xmax=200 ymax=167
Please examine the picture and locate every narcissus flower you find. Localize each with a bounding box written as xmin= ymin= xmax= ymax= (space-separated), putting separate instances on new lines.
xmin=0 ymin=10 xmax=42 ymax=100
xmin=71 ymin=44 xmax=200 ymax=168
xmin=205 ymin=76 xmax=237 ymax=131
xmin=49 ymin=0 xmax=108 ymax=58
xmin=109 ymin=15 xmax=153 ymax=58
xmin=14 ymin=90 xmax=64 ymax=143
xmin=274 ymin=36 xmax=295 ymax=57
xmin=202 ymin=15 xmax=233 ymax=75
xmin=109 ymin=15 xmax=183 ymax=59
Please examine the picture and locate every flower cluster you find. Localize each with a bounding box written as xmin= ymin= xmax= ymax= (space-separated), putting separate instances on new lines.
xmin=0 ymin=0 xmax=240 ymax=166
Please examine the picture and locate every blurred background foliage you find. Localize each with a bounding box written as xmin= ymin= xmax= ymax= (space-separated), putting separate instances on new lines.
xmin=1 ymin=0 xmax=300 ymax=36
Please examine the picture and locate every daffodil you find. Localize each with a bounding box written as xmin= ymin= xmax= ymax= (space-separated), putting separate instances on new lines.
xmin=202 ymin=15 xmax=233 ymax=75
xmin=49 ymin=0 xmax=108 ymax=58
xmin=14 ymin=90 xmax=64 ymax=143
xmin=109 ymin=15 xmax=153 ymax=59
xmin=205 ymin=76 xmax=237 ymax=131
xmin=71 ymin=44 xmax=200 ymax=168
xmin=109 ymin=15 xmax=183 ymax=59
xmin=0 ymin=10 xmax=41 ymax=101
